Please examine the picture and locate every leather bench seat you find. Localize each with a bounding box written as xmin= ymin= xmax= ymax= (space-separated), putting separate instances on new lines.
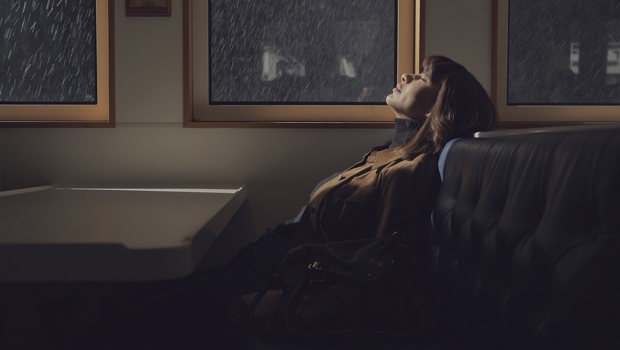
xmin=432 ymin=124 xmax=620 ymax=349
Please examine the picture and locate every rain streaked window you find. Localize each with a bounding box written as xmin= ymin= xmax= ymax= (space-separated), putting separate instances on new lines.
xmin=208 ymin=0 xmax=395 ymax=104
xmin=0 ymin=0 xmax=98 ymax=104
xmin=187 ymin=0 xmax=420 ymax=125
xmin=508 ymin=0 xmax=620 ymax=105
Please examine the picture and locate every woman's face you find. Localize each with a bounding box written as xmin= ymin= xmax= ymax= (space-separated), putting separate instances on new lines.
xmin=386 ymin=73 xmax=439 ymax=120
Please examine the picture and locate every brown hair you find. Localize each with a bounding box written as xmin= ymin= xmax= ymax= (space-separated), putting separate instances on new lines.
xmin=400 ymin=56 xmax=497 ymax=158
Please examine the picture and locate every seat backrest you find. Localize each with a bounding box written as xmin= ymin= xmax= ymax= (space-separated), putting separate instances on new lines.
xmin=433 ymin=125 xmax=620 ymax=349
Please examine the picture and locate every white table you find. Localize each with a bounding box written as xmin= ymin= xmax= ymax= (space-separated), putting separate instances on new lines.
xmin=0 ymin=185 xmax=246 ymax=282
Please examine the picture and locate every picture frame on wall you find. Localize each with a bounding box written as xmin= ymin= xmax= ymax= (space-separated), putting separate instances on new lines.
xmin=493 ymin=0 xmax=620 ymax=126
xmin=126 ymin=0 xmax=171 ymax=17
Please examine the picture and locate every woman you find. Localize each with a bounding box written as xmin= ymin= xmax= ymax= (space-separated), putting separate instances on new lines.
xmin=299 ymin=55 xmax=497 ymax=244
xmin=92 ymin=56 xmax=496 ymax=349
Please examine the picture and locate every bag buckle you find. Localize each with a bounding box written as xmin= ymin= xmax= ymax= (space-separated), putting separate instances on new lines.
xmin=308 ymin=260 xmax=322 ymax=271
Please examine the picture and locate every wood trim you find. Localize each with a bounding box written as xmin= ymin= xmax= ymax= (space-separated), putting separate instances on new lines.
xmin=497 ymin=121 xmax=602 ymax=129
xmin=183 ymin=121 xmax=394 ymax=128
xmin=107 ymin=0 xmax=116 ymax=128
xmin=416 ymin=0 xmax=426 ymax=73
xmin=183 ymin=0 xmax=194 ymax=128
xmin=491 ymin=0 xmax=498 ymax=108
xmin=0 ymin=121 xmax=113 ymax=128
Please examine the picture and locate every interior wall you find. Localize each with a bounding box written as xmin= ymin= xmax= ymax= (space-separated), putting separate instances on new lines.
xmin=0 ymin=0 xmax=492 ymax=237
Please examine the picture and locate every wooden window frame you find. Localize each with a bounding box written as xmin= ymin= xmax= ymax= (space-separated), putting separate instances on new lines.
xmin=0 ymin=0 xmax=115 ymax=128
xmin=183 ymin=0 xmax=424 ymax=128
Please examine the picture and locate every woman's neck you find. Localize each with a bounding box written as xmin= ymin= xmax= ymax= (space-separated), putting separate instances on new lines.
xmin=389 ymin=118 xmax=420 ymax=148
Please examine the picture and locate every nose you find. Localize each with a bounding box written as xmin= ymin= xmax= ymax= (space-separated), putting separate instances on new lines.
xmin=401 ymin=73 xmax=412 ymax=84
xmin=400 ymin=73 xmax=416 ymax=84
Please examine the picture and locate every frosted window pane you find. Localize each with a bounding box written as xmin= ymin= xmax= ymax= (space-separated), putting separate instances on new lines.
xmin=209 ymin=0 xmax=396 ymax=104
xmin=508 ymin=0 xmax=620 ymax=105
xmin=0 ymin=0 xmax=97 ymax=104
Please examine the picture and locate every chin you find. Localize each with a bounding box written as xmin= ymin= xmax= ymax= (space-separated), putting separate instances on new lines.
xmin=385 ymin=94 xmax=397 ymax=108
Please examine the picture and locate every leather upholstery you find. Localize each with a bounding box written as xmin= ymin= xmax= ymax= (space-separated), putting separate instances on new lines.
xmin=433 ymin=125 xmax=620 ymax=349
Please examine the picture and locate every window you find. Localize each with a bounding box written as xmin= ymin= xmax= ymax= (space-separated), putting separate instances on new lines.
xmin=0 ymin=0 xmax=114 ymax=127
xmin=493 ymin=0 xmax=620 ymax=124
xmin=184 ymin=0 xmax=424 ymax=127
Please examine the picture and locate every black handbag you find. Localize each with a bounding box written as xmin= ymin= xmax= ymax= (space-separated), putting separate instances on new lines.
xmin=246 ymin=232 xmax=435 ymax=342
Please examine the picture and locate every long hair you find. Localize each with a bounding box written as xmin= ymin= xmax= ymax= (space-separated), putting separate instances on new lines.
xmin=400 ymin=56 xmax=497 ymax=159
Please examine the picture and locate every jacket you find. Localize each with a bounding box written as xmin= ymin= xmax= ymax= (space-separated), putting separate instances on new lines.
xmin=306 ymin=145 xmax=442 ymax=244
